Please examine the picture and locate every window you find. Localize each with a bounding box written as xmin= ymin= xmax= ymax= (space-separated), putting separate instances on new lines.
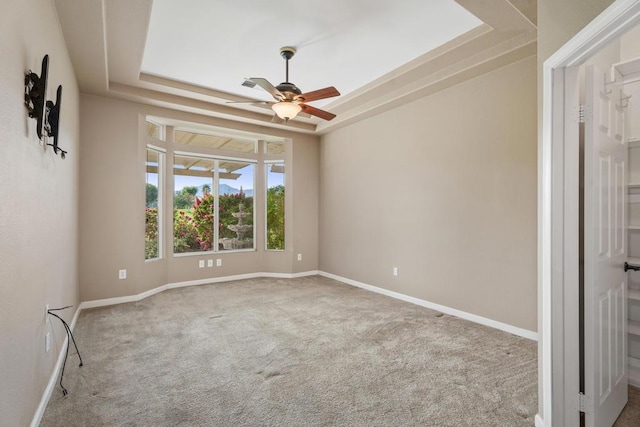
xmin=266 ymin=141 xmax=285 ymax=154
xmin=174 ymin=130 xmax=256 ymax=154
xmin=173 ymin=154 xmax=255 ymax=254
xmin=145 ymin=147 xmax=163 ymax=260
xmin=219 ymin=161 xmax=254 ymax=251
xmin=266 ymin=162 xmax=285 ymax=250
xmin=143 ymin=121 xmax=285 ymax=258
xmin=146 ymin=120 xmax=164 ymax=140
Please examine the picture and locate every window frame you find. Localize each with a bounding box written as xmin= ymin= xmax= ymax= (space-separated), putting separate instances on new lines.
xmin=172 ymin=150 xmax=257 ymax=256
xmin=145 ymin=144 xmax=165 ymax=261
xmin=146 ymin=119 xmax=165 ymax=141
xmin=264 ymin=160 xmax=285 ymax=252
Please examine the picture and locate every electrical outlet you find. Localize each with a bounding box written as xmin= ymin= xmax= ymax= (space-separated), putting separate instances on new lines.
xmin=207 ymin=259 xmax=213 ymax=268
xmin=45 ymin=332 xmax=50 ymax=353
xmin=119 ymin=269 xmax=127 ymax=279
xmin=297 ymin=253 xmax=302 ymax=261
xmin=216 ymin=259 xmax=222 ymax=267
xmin=393 ymin=267 xmax=399 ymax=276
xmin=199 ymin=260 xmax=205 ymax=268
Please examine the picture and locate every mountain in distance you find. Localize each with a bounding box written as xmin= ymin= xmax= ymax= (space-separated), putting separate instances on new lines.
xmin=196 ymin=184 xmax=253 ymax=197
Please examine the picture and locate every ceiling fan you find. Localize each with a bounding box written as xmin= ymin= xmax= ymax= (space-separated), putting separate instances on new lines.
xmin=235 ymin=47 xmax=340 ymax=122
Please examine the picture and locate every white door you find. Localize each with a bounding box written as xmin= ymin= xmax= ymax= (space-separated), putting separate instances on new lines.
xmin=584 ymin=64 xmax=628 ymax=427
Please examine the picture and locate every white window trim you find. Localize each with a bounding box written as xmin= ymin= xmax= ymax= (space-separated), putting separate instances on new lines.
xmin=145 ymin=145 xmax=165 ymax=261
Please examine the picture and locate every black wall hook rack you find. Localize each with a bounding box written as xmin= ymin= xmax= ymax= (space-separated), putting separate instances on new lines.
xmin=24 ymin=55 xmax=49 ymax=140
xmin=24 ymin=55 xmax=68 ymax=159
xmin=45 ymin=85 xmax=66 ymax=159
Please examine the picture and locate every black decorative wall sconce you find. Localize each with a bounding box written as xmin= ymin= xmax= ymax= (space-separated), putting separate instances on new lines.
xmin=24 ymin=55 xmax=67 ymax=159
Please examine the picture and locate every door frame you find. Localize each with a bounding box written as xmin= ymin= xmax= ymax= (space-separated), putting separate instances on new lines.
xmin=540 ymin=1 xmax=640 ymax=426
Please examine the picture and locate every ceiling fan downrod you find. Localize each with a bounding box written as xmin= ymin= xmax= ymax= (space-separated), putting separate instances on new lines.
xmin=280 ymin=46 xmax=296 ymax=84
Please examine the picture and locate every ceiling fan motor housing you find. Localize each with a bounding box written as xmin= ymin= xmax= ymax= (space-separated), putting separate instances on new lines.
xmin=276 ymin=82 xmax=302 ymax=99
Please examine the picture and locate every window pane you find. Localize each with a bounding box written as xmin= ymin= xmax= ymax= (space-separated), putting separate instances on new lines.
xmin=219 ymin=161 xmax=254 ymax=251
xmin=174 ymin=130 xmax=256 ymax=154
xmin=145 ymin=148 xmax=162 ymax=259
xmin=266 ymin=141 xmax=285 ymax=154
xmin=266 ymin=163 xmax=285 ymax=250
xmin=146 ymin=121 xmax=161 ymax=140
xmin=173 ymin=155 xmax=214 ymax=254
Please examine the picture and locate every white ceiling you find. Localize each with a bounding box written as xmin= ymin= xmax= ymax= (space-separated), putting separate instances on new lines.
xmin=53 ymin=0 xmax=537 ymax=135
xmin=141 ymin=0 xmax=482 ymax=107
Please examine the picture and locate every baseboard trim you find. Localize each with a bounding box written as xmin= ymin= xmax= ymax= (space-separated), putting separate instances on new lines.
xmin=79 ymin=270 xmax=321 ymax=310
xmin=30 ymin=305 xmax=82 ymax=427
xmin=535 ymin=414 xmax=545 ymax=427
xmin=318 ymin=271 xmax=538 ymax=341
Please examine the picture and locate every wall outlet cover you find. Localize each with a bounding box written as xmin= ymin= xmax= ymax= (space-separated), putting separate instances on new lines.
xmin=199 ymin=260 xmax=205 ymax=268
xmin=216 ymin=259 xmax=222 ymax=267
xmin=297 ymin=253 xmax=302 ymax=261
xmin=45 ymin=332 xmax=50 ymax=353
xmin=119 ymin=269 xmax=127 ymax=279
xmin=207 ymin=259 xmax=213 ymax=267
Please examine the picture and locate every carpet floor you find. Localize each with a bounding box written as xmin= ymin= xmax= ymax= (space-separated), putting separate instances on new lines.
xmin=41 ymin=276 xmax=539 ymax=426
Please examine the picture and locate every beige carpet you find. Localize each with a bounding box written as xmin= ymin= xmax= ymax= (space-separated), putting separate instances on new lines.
xmin=615 ymin=385 xmax=640 ymax=426
xmin=41 ymin=275 xmax=538 ymax=426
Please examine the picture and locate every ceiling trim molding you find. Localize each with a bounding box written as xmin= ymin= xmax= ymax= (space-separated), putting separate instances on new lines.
xmin=55 ymin=0 xmax=537 ymax=135
xmin=316 ymin=41 xmax=536 ymax=134
xmin=108 ymin=82 xmax=317 ymax=133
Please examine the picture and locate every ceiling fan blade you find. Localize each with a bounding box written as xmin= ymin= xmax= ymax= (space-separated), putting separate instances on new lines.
xmin=300 ymin=104 xmax=336 ymax=121
xmin=225 ymin=101 xmax=272 ymax=106
xmin=295 ymin=86 xmax=340 ymax=103
xmin=246 ymin=78 xmax=283 ymax=101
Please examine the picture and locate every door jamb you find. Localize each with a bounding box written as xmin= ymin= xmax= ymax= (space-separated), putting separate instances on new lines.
xmin=539 ymin=1 xmax=640 ymax=426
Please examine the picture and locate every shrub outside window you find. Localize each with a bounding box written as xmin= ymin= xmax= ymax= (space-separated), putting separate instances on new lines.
xmin=266 ymin=162 xmax=285 ymax=250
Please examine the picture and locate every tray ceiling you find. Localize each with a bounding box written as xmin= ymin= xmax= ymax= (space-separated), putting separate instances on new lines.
xmin=141 ymin=0 xmax=481 ymax=107
xmin=53 ymin=0 xmax=537 ymax=135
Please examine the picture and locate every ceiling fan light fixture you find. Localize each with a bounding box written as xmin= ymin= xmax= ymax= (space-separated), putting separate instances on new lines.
xmin=272 ymin=101 xmax=301 ymax=121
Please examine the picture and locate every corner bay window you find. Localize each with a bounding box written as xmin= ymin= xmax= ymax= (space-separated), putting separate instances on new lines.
xmin=143 ymin=122 xmax=286 ymax=260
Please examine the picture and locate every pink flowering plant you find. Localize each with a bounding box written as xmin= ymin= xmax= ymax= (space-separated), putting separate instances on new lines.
xmin=192 ymin=194 xmax=215 ymax=250
xmin=173 ymin=210 xmax=200 ymax=253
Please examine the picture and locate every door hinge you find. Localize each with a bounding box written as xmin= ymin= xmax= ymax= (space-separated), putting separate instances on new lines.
xmin=579 ymin=392 xmax=592 ymax=413
xmin=578 ymin=104 xmax=586 ymax=123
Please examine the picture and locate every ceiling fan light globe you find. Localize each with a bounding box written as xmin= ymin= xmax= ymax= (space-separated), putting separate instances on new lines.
xmin=272 ymin=101 xmax=301 ymax=121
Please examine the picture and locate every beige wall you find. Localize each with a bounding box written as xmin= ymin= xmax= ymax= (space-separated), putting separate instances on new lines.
xmin=538 ymin=0 xmax=615 ymax=65
xmin=0 ymin=0 xmax=80 ymax=424
xmin=79 ymin=94 xmax=319 ymax=302
xmin=319 ymin=55 xmax=538 ymax=332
